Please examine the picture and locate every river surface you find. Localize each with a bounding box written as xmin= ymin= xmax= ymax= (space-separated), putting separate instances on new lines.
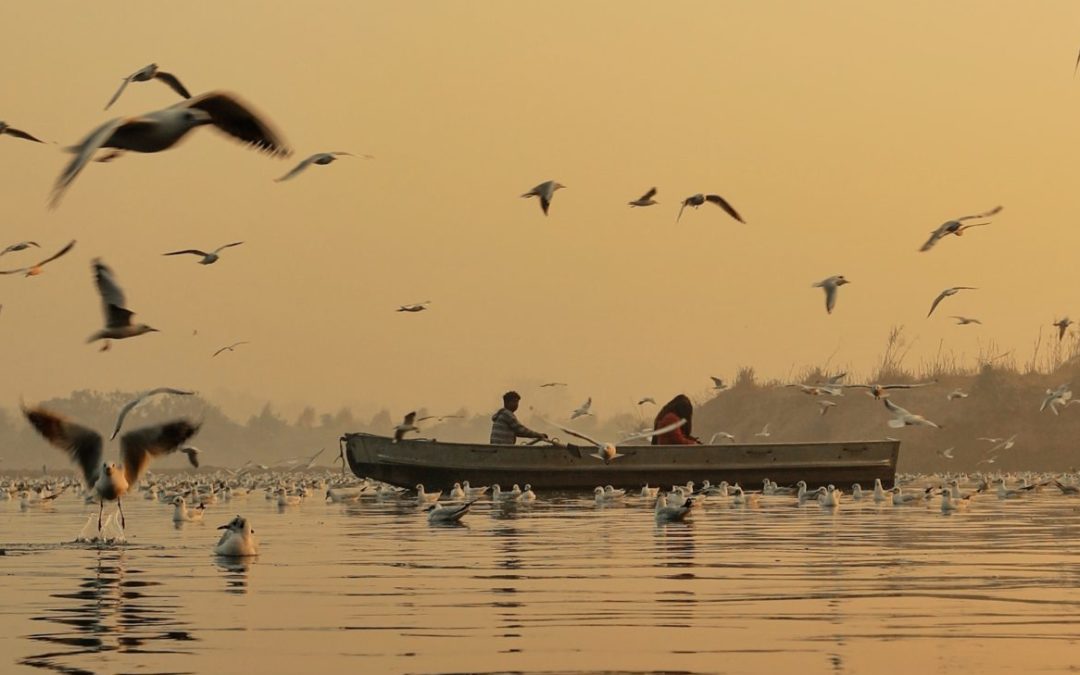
xmin=1 ymin=477 xmax=1079 ymax=674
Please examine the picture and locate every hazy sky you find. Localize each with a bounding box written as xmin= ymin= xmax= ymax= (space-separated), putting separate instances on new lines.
xmin=3 ymin=1 xmax=1080 ymax=421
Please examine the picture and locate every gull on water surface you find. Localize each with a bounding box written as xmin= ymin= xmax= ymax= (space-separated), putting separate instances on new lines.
xmin=215 ymin=516 xmax=259 ymax=557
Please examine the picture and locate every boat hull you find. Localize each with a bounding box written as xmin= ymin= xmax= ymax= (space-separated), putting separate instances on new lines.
xmin=341 ymin=433 xmax=899 ymax=491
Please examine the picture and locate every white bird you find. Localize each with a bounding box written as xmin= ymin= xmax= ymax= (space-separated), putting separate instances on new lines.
xmin=415 ymin=484 xmax=442 ymax=503
xmin=0 ymin=241 xmax=39 ymax=257
xmin=449 ymin=482 xmax=466 ymax=500
xmin=628 ymin=186 xmax=658 ymax=207
xmin=86 ymin=259 xmax=160 ymax=347
xmin=1040 ymin=384 xmax=1073 ymax=415
xmin=872 ymin=478 xmax=888 ymax=503
xmin=171 ymin=495 xmax=206 ymax=522
xmin=891 ymin=487 xmax=927 ymax=505
xmin=927 ymin=287 xmax=977 ymax=317
xmin=0 ymin=240 xmax=76 ymax=277
xmin=677 ymin=193 xmax=744 ymax=223
xmin=654 ymin=493 xmax=693 ymax=522
xmin=730 ymin=484 xmax=760 ymax=507
xmin=851 ymin=483 xmax=864 ymax=500
xmin=214 ymin=515 xmax=259 ymax=557
xmin=996 ymin=479 xmax=1025 ymax=500
xmin=462 ymin=480 xmax=489 ymax=497
xmin=939 ymin=490 xmax=970 ymax=512
xmin=951 ymin=316 xmax=982 ymax=325
xmin=492 ymin=484 xmax=521 ymax=502
xmin=520 ymin=484 xmax=537 ymax=502
xmin=947 ymin=389 xmax=969 ymax=401
xmin=919 ymin=205 xmax=1002 ymax=252
xmin=708 ymin=431 xmax=736 ymax=443
xmin=819 ymin=484 xmax=842 ymax=507
xmin=110 ymin=387 xmax=196 ymax=440
xmin=640 ymin=484 xmax=660 ymax=498
xmin=549 ymin=418 xmax=686 ymax=463
xmin=276 ymin=151 xmax=368 ymax=182
xmin=0 ymin=120 xmax=45 ymax=143
xmin=426 ymin=500 xmax=475 ymax=524
xmin=394 ymin=412 xmax=420 ymax=441
xmin=846 ymin=381 xmax=935 ymax=400
xmin=570 ymin=398 xmax=593 ymax=419
xmin=104 ymin=63 xmax=191 ymax=110
xmin=163 ymin=241 xmax=244 ymax=265
xmin=754 ymin=424 xmax=771 ymax=438
xmin=51 ymin=91 xmax=290 ymax=208
xmin=521 ymin=180 xmax=566 ymax=215
xmin=594 ymin=486 xmax=623 ymax=503
xmin=883 ymin=398 xmax=941 ymax=429
xmin=710 ymin=376 xmax=728 ymax=391
xmin=276 ymin=489 xmax=302 ymax=506
xmin=937 ymin=447 xmax=955 ymax=460
xmin=818 ymin=400 xmax=838 ymax=416
xmin=23 ymin=406 xmax=200 ymax=532
xmin=812 ymin=275 xmax=850 ymax=314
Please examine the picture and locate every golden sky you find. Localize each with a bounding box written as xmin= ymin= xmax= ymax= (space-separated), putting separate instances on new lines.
xmin=3 ymin=1 xmax=1080 ymax=420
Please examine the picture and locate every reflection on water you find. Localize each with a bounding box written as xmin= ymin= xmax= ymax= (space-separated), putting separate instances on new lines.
xmin=19 ymin=549 xmax=196 ymax=673
xmin=2 ymin=483 xmax=1080 ymax=674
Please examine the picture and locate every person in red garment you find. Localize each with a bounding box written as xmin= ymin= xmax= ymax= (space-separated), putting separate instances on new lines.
xmin=651 ymin=394 xmax=701 ymax=445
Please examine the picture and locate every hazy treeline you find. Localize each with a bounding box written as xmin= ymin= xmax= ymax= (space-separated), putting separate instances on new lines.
xmin=4 ymin=327 xmax=1080 ymax=473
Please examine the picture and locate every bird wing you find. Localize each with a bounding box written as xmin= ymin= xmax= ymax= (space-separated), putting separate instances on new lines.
xmin=49 ymin=117 xmax=125 ymax=208
xmin=154 ymin=71 xmax=192 ymax=99
xmin=881 ymin=382 xmax=933 ymax=390
xmin=275 ymin=155 xmax=319 ymax=182
xmin=620 ymin=417 xmax=686 ymax=444
xmin=4 ymin=126 xmax=45 ymax=143
xmin=120 ymin=418 xmax=201 ymax=486
xmin=918 ymin=227 xmax=945 ymax=252
xmin=34 ymin=240 xmax=77 ymax=268
xmin=23 ymin=406 xmax=103 ymax=489
xmin=927 ymin=290 xmax=948 ymax=317
xmin=104 ymin=77 xmax=133 ymax=110
xmin=111 ymin=388 xmax=195 ymax=440
xmin=955 ymin=205 xmax=1002 ymax=222
xmin=704 ymin=194 xmax=745 ymax=223
xmin=548 ymin=423 xmax=604 ymax=448
xmin=539 ymin=192 xmax=552 ymax=215
xmin=824 ymin=283 xmax=837 ymax=314
xmin=639 ymin=187 xmax=657 ymax=201
xmin=93 ymin=259 xmax=133 ymax=327
xmin=181 ymin=91 xmax=291 ymax=157
xmin=403 ymin=412 xmax=417 ymax=425
xmin=882 ymin=398 xmax=910 ymax=417
xmin=214 ymin=241 xmax=244 ymax=253
xmin=676 ymin=201 xmax=688 ymax=223
xmin=163 ymin=249 xmax=210 ymax=257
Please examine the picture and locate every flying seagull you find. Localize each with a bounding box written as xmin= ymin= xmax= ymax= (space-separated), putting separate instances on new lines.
xmin=951 ymin=316 xmax=982 ymax=325
xmin=0 ymin=240 xmax=75 ymax=277
xmin=0 ymin=121 xmax=45 ymax=143
xmin=1053 ymin=317 xmax=1073 ymax=341
xmin=919 ymin=206 xmax=1002 ymax=252
xmin=521 ymin=180 xmax=566 ymax=215
xmin=677 ymin=193 xmax=744 ymax=223
xmin=0 ymin=241 xmax=40 ymax=257
xmin=394 ymin=411 xmax=419 ymax=441
xmin=548 ymin=417 xmax=686 ymax=463
xmin=396 ymin=301 xmax=430 ymax=313
xmin=87 ymin=258 xmax=159 ymax=347
xmin=212 ymin=341 xmax=250 ymax=358
xmin=110 ymin=387 xmax=196 ymax=439
xmin=275 ymin=151 xmax=369 ymax=182
xmin=812 ymin=275 xmax=850 ymax=314
xmin=104 ymin=63 xmax=191 ymax=110
xmin=570 ymin=397 xmax=593 ymax=419
xmin=51 ymin=90 xmax=291 ymax=208
xmin=637 ymin=397 xmax=656 ymax=405
xmin=928 ymin=287 xmax=976 ymax=317
xmin=23 ymin=405 xmax=200 ymax=532
xmin=883 ymin=398 xmax=941 ymax=429
xmin=1040 ymin=384 xmax=1073 ymax=415
xmin=710 ymin=376 xmax=728 ymax=391
xmin=628 ymin=187 xmax=658 ymax=207
xmin=540 ymin=382 xmax=568 ymax=388
xmin=163 ymin=241 xmax=243 ymax=265
xmin=845 ymin=382 xmax=935 ymax=399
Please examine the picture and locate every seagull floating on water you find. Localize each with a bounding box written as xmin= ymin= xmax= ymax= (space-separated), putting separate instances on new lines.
xmin=426 ymin=500 xmax=475 ymax=524
xmin=0 ymin=240 xmax=75 ymax=277
xmin=23 ymin=405 xmax=199 ymax=532
xmin=677 ymin=193 xmax=744 ymax=223
xmin=521 ymin=180 xmax=566 ymax=215
xmin=110 ymin=387 xmax=195 ymax=439
xmin=163 ymin=241 xmax=243 ymax=265
xmin=104 ymin=63 xmax=191 ymax=110
xmin=215 ymin=515 xmax=258 ymax=556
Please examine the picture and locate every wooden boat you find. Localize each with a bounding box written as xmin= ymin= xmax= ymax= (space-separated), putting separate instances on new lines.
xmin=341 ymin=432 xmax=899 ymax=491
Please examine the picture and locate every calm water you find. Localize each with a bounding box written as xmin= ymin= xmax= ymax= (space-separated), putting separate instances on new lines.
xmin=2 ymin=479 xmax=1079 ymax=674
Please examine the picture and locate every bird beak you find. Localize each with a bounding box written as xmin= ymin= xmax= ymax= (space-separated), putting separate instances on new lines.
xmin=217 ymin=524 xmax=229 ymax=529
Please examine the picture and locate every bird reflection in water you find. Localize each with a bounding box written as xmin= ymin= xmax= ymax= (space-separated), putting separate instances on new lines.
xmin=215 ymin=556 xmax=255 ymax=595
xmin=19 ymin=549 xmax=196 ymax=673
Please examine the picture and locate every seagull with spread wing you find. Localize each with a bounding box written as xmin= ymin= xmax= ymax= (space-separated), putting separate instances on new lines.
xmin=110 ymin=387 xmax=196 ymax=439
xmin=213 ymin=341 xmax=249 ymax=358
xmin=51 ymin=90 xmax=291 ymax=207
xmin=163 ymin=241 xmax=243 ymax=265
xmin=928 ymin=287 xmax=976 ymax=317
xmin=0 ymin=121 xmax=45 ymax=143
xmin=0 ymin=241 xmax=39 ymax=257
xmin=104 ymin=63 xmax=191 ymax=110
xmin=845 ymin=381 xmax=935 ymax=400
xmin=0 ymin=240 xmax=75 ymax=277
xmin=275 ymin=151 xmax=369 ymax=182
xmin=396 ymin=301 xmax=430 ymax=313
xmin=628 ymin=187 xmax=658 ymax=207
xmin=812 ymin=275 xmax=850 ymax=314
xmin=883 ymin=398 xmax=941 ymax=429
xmin=521 ymin=180 xmax=566 ymax=216
xmin=23 ymin=405 xmax=200 ymax=532
xmin=86 ymin=259 xmax=159 ymax=348
xmin=919 ymin=205 xmax=1002 ymax=252
xmin=548 ymin=417 xmax=687 ymax=463
xmin=677 ymin=193 xmax=744 ymax=223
